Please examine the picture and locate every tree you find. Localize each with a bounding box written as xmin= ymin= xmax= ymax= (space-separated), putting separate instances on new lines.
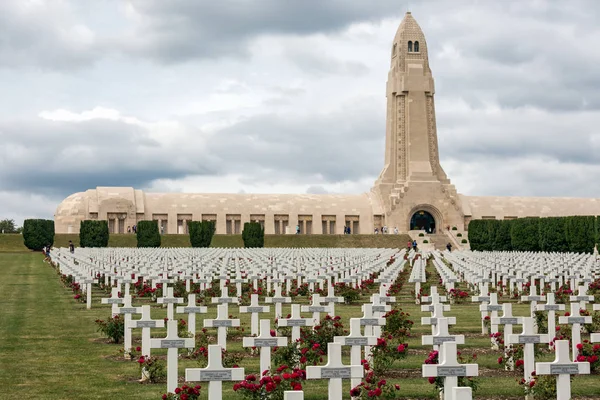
xmin=564 ymin=216 xmax=596 ymax=253
xmin=0 ymin=218 xmax=17 ymax=234
xmin=493 ymin=220 xmax=513 ymax=251
xmin=79 ymin=220 xmax=109 ymax=248
xmin=188 ymin=221 xmax=215 ymax=248
xmin=23 ymin=219 xmax=54 ymax=251
xmin=538 ymin=217 xmax=569 ymax=252
xmin=510 ymin=217 xmax=540 ymax=252
xmin=242 ymin=222 xmax=264 ymax=248
xmin=136 ymin=220 xmax=161 ymax=248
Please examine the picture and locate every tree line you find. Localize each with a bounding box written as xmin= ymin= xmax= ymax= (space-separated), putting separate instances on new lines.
xmin=468 ymin=216 xmax=599 ymax=253
xmin=20 ymin=219 xmax=265 ymax=250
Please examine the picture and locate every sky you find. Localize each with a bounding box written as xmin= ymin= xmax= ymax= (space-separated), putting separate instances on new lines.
xmin=1 ymin=0 xmax=600 ymax=226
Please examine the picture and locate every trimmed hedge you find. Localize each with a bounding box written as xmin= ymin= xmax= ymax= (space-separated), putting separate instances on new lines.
xmin=242 ymin=222 xmax=264 ymax=248
xmin=79 ymin=220 xmax=109 ymax=248
xmin=468 ymin=215 xmax=599 ymax=253
xmin=23 ymin=219 xmax=54 ymax=251
xmin=136 ymin=220 xmax=161 ymax=248
xmin=188 ymin=221 xmax=215 ymax=248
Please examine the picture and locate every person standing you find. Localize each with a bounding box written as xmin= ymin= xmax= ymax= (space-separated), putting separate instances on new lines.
xmin=69 ymin=240 xmax=75 ymax=254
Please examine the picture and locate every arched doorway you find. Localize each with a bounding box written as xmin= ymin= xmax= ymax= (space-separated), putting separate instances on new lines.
xmin=410 ymin=210 xmax=436 ymax=233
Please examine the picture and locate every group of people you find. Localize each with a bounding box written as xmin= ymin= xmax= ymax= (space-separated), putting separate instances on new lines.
xmin=126 ymin=225 xmax=137 ymax=234
xmin=374 ymin=226 xmax=399 ymax=234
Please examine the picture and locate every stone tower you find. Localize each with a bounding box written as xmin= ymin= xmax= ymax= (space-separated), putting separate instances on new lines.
xmin=373 ymin=12 xmax=463 ymax=232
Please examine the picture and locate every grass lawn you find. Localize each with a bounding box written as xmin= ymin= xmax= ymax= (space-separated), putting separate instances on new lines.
xmin=1 ymin=252 xmax=599 ymax=399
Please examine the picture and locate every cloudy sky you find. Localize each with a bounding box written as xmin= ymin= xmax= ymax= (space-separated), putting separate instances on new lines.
xmin=1 ymin=0 xmax=600 ymax=225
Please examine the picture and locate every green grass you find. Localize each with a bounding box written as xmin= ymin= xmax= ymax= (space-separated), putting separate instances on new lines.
xmin=1 ymin=253 xmax=599 ymax=399
xmin=1 ymin=233 xmax=412 ymax=251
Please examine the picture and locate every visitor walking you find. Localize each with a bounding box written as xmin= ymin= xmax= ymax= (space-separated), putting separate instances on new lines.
xmin=393 ymin=227 xmax=399 ymax=234
xmin=412 ymin=240 xmax=417 ymax=251
xmin=69 ymin=240 xmax=74 ymax=254
xmin=446 ymin=243 xmax=452 ymax=252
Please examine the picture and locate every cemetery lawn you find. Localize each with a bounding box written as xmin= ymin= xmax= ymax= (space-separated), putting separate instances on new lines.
xmin=1 ymin=253 xmax=600 ymax=399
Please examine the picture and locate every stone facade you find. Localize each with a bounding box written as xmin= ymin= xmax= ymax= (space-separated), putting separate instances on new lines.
xmin=54 ymin=12 xmax=600 ymax=235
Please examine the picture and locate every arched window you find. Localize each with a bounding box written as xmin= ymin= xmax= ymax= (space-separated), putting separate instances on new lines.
xmin=392 ymin=43 xmax=397 ymax=57
xmin=408 ymin=41 xmax=413 ymax=52
xmin=414 ymin=41 xmax=419 ymax=52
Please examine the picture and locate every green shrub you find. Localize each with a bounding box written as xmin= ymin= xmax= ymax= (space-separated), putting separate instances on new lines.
xmin=242 ymin=222 xmax=264 ymax=248
xmin=188 ymin=221 xmax=215 ymax=248
xmin=79 ymin=220 xmax=109 ymax=247
xmin=565 ymin=216 xmax=596 ymax=253
xmin=423 ymin=240 xmax=429 ymax=243
xmin=456 ymin=233 xmax=462 ymax=237
xmin=493 ymin=219 xmax=513 ymax=251
xmin=511 ymin=217 xmax=540 ymax=252
xmin=136 ymin=220 xmax=161 ymax=248
xmin=23 ymin=219 xmax=54 ymax=251
xmin=418 ymin=233 xmax=424 ymax=237
xmin=451 ymin=226 xmax=457 ymax=230
xmin=461 ymin=239 xmax=468 ymax=243
xmin=539 ymin=217 xmax=569 ymax=252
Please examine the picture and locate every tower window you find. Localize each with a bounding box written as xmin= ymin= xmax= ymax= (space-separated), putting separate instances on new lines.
xmin=414 ymin=41 xmax=419 ymax=52
xmin=408 ymin=41 xmax=413 ymax=52
xmin=392 ymin=43 xmax=397 ymax=57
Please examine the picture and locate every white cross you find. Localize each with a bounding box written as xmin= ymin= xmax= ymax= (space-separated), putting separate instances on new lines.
xmin=521 ymin=277 xmax=546 ymax=318
xmin=284 ymin=391 xmax=304 ymax=400
xmin=535 ymin=340 xmax=590 ymax=400
xmin=508 ymin=317 xmax=549 ymax=382
xmin=211 ymin=283 xmax=239 ymax=317
xmin=265 ymin=284 xmax=292 ymax=319
xmin=535 ymin=292 xmax=565 ymax=345
xmin=278 ymin=304 xmax=314 ymax=342
xmin=558 ymin=302 xmax=592 ymax=360
xmin=422 ymin=286 xmax=447 ymax=304
xmin=301 ymin=294 xmax=333 ymax=326
xmin=306 ymin=342 xmax=363 ymax=400
xmin=422 ymin=341 xmax=478 ymax=400
xmin=479 ymin=293 xmax=502 ymax=349
xmin=117 ymin=295 xmax=142 ymax=357
xmin=491 ymin=303 xmax=523 ymax=371
xmin=358 ymin=304 xmax=386 ymax=360
xmin=81 ymin=277 xmax=95 ymax=309
xmin=334 ymin=318 xmax=377 ymax=389
xmin=129 ymin=305 xmax=164 ymax=357
xmin=422 ymin=317 xmax=465 ymax=354
xmin=239 ymin=294 xmax=270 ymax=336
xmin=570 ymin=285 xmax=594 ymax=310
xmin=322 ymin=280 xmax=344 ymax=316
xmin=243 ymin=319 xmax=288 ymax=374
xmin=472 ymin=285 xmax=491 ymax=334
xmin=204 ymin=303 xmax=240 ymax=349
xmin=101 ymin=287 xmax=123 ymax=317
xmin=157 ymin=287 xmax=184 ymax=321
xmin=149 ymin=319 xmax=195 ymax=394
xmin=185 ymin=345 xmax=245 ymax=400
xmin=176 ymin=293 xmax=207 ymax=338
xmin=421 ymin=303 xmax=457 ymax=336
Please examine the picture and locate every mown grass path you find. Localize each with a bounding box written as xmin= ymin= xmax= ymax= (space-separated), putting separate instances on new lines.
xmin=1 ymin=253 xmax=599 ymax=399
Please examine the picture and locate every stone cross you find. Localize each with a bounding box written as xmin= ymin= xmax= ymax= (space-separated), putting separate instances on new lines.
xmin=535 ymin=292 xmax=565 ymax=345
xmin=421 ymin=303 xmax=456 ymax=336
xmin=176 ymin=293 xmax=207 ymax=338
xmin=117 ymin=295 xmax=142 ymax=357
xmin=239 ymin=294 xmax=270 ymax=336
xmin=422 ymin=341 xmax=478 ymax=400
xmin=101 ymin=287 xmax=123 ymax=317
xmin=422 ymin=286 xmax=447 ymax=304
xmin=149 ymin=319 xmax=195 ymax=394
xmin=81 ymin=277 xmax=95 ymax=309
xmin=491 ymin=303 xmax=523 ymax=370
xmin=204 ymin=303 xmax=240 ymax=349
xmin=185 ymin=345 xmax=245 ymax=400
xmin=471 ymin=287 xmax=491 ymax=334
xmin=157 ymin=287 xmax=184 ymax=321
xmin=570 ymin=285 xmax=594 ymax=310
xmin=521 ymin=277 xmax=546 ymax=318
xmin=301 ymin=294 xmax=332 ymax=325
xmin=535 ymin=340 xmax=590 ymax=400
xmin=422 ymin=317 xmax=465 ymax=354
xmin=479 ymin=293 xmax=502 ymax=349
xmin=322 ymin=280 xmax=344 ymax=316
xmin=265 ymin=284 xmax=291 ymax=319
xmin=211 ymin=284 xmax=239 ymax=316
xmin=129 ymin=305 xmax=164 ymax=357
xmin=334 ymin=318 xmax=377 ymax=388
xmin=242 ymin=319 xmax=288 ymax=374
xmin=358 ymin=304 xmax=386 ymax=359
xmin=508 ymin=317 xmax=549 ymax=382
xmin=306 ymin=342 xmax=363 ymax=400
xmin=278 ymin=304 xmax=314 ymax=342
xmin=558 ymin=302 xmax=592 ymax=360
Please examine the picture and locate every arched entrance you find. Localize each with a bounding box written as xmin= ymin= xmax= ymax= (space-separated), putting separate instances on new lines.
xmin=410 ymin=210 xmax=436 ymax=233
